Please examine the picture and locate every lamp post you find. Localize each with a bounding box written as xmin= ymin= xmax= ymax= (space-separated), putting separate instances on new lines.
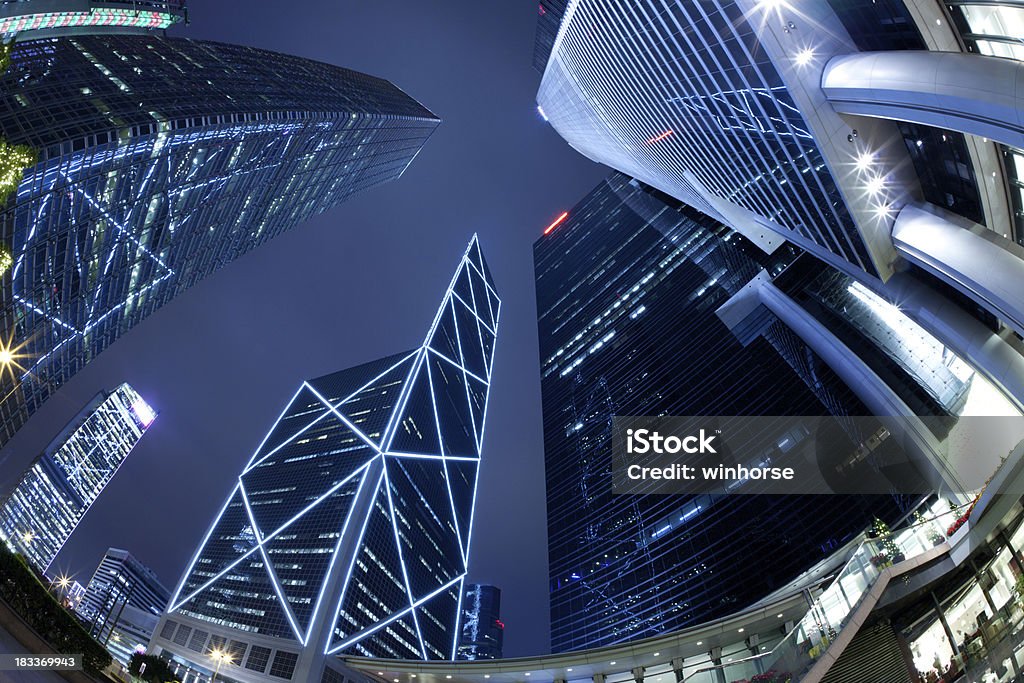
xmin=209 ymin=648 xmax=233 ymax=683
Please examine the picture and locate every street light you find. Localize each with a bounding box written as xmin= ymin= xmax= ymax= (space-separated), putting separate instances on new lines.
xmin=0 ymin=333 xmax=27 ymax=376
xmin=209 ymin=648 xmax=233 ymax=683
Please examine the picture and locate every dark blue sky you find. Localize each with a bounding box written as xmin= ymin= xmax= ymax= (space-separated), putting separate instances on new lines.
xmin=0 ymin=1 xmax=606 ymax=657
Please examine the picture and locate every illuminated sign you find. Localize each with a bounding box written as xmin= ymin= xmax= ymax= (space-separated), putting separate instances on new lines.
xmin=0 ymin=9 xmax=182 ymax=36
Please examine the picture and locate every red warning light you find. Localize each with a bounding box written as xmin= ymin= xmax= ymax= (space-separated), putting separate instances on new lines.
xmin=544 ymin=211 xmax=569 ymax=235
xmin=647 ymin=129 xmax=674 ymax=144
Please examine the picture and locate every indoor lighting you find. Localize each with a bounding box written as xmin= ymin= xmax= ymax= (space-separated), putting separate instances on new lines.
xmin=855 ymin=151 xmax=873 ymax=172
xmin=795 ymin=48 xmax=814 ymax=66
xmin=865 ymin=175 xmax=885 ymax=195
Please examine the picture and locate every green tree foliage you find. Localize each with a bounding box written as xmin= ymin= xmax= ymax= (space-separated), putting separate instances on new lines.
xmin=0 ymin=139 xmax=35 ymax=206
xmin=128 ymin=652 xmax=182 ymax=683
xmin=0 ymin=543 xmax=112 ymax=674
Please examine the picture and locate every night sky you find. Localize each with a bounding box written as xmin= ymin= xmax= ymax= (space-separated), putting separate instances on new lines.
xmin=0 ymin=1 xmax=607 ymax=657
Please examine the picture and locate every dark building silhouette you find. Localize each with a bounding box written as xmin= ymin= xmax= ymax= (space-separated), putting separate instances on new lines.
xmin=534 ymin=173 xmax=907 ymax=652
xmin=457 ymin=584 xmax=503 ymax=660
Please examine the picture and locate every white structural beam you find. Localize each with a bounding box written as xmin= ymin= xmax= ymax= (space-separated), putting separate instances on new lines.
xmin=756 ymin=282 xmax=960 ymax=495
xmin=823 ymin=51 xmax=1024 ymax=150
xmin=892 ymin=203 xmax=1024 ymax=341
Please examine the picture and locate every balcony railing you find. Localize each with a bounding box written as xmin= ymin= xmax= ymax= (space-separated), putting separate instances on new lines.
xmin=681 ymin=506 xmax=964 ymax=683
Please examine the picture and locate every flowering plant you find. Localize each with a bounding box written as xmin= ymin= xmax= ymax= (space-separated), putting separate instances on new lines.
xmin=869 ymin=553 xmax=892 ymax=568
xmin=947 ymin=495 xmax=981 ymax=536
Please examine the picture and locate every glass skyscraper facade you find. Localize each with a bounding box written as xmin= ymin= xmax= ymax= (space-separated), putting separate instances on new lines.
xmin=0 ymin=383 xmax=155 ymax=572
xmin=152 ymin=237 xmax=499 ymax=681
xmin=535 ymin=173 xmax=907 ymax=652
xmin=0 ymin=34 xmax=439 ymax=450
xmin=456 ymin=584 xmax=503 ymax=661
xmin=535 ymin=0 xmax=878 ymax=276
xmin=78 ymin=547 xmax=171 ymax=665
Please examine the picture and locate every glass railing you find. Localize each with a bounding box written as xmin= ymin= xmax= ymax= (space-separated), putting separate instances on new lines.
xmin=682 ymin=506 xmax=965 ymax=683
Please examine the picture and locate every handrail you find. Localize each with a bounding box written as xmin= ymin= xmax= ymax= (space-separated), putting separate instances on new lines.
xmin=681 ymin=504 xmax=966 ymax=682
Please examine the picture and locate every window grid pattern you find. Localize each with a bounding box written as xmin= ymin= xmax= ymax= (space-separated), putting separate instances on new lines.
xmin=245 ymin=645 xmax=271 ymax=673
xmin=269 ymin=650 xmax=298 ymax=679
xmin=537 ymin=0 xmax=876 ymax=276
xmin=164 ymin=238 xmax=499 ymax=661
xmin=949 ymin=3 xmax=1024 ymax=62
xmin=0 ymin=34 xmax=439 ymax=451
xmin=535 ymin=175 xmax=904 ymax=652
xmin=0 ymin=384 xmax=153 ymax=571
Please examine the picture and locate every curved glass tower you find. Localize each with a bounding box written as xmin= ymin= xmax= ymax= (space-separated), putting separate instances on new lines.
xmin=0 ymin=383 xmax=155 ymax=572
xmin=0 ymin=34 xmax=439 ymax=449
xmin=152 ymin=237 xmax=499 ymax=682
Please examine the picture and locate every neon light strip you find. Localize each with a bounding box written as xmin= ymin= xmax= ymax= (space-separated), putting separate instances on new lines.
xmin=172 ymin=463 xmax=371 ymax=611
xmin=258 ymin=543 xmax=306 ymax=644
xmin=543 ymin=211 xmax=569 ymax=235
xmin=243 ymin=384 xmax=309 ymax=470
xmin=425 ymin=361 xmax=447 ymax=459
xmin=304 ymin=466 xmax=373 ymax=644
xmin=325 ymin=465 xmax=385 ymax=653
xmin=426 ymin=346 xmax=488 ymax=386
xmin=379 ymin=350 xmax=428 ymax=454
xmin=305 ymin=381 xmax=383 ymax=452
xmin=450 ymin=576 xmax=466 ymax=660
xmin=647 ymin=129 xmax=674 ymax=143
xmin=168 ymin=484 xmax=242 ymax=609
xmin=380 ymin=456 xmax=424 ymax=649
xmin=450 ymin=288 xmax=496 ymax=337
xmin=462 ymin=303 xmax=498 ymax=568
xmin=326 ymin=573 xmax=466 ymax=655
xmin=331 ymin=350 xmax=419 ymax=412
xmin=418 ymin=239 xmax=479 ymax=351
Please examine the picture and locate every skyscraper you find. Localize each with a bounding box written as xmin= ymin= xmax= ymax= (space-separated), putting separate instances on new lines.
xmin=151 ymin=236 xmax=499 ymax=682
xmin=535 ymin=173 xmax=911 ymax=652
xmin=78 ymin=548 xmax=171 ymax=666
xmin=534 ymin=0 xmax=1024 ymax=525
xmin=456 ymin=584 xmax=503 ymax=661
xmin=0 ymin=33 xmax=439 ymax=450
xmin=0 ymin=383 xmax=155 ymax=572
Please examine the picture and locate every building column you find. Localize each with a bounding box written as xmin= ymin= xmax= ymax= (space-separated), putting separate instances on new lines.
xmin=931 ymin=591 xmax=964 ymax=671
xmin=291 ymin=459 xmax=384 ymax=682
xmin=707 ymin=647 xmax=726 ymax=683
xmin=671 ymin=657 xmax=684 ymax=682
xmin=631 ymin=666 xmax=645 ymax=683
xmin=892 ymin=202 xmax=1024 ymax=341
xmin=745 ymin=635 xmax=763 ymax=674
xmin=758 ymin=281 xmax=963 ymax=496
